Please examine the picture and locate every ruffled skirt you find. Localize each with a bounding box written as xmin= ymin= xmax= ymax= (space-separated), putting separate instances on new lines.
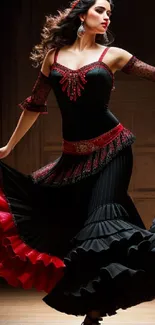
xmin=0 ymin=128 xmax=155 ymax=318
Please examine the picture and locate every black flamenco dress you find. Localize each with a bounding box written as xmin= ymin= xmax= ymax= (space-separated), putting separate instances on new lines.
xmin=1 ymin=47 xmax=155 ymax=318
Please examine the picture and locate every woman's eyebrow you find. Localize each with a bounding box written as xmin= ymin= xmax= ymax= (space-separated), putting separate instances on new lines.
xmin=95 ymin=6 xmax=112 ymax=12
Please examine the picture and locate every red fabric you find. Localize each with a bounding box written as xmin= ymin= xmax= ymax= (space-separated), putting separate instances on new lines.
xmin=0 ymin=188 xmax=65 ymax=293
xmin=63 ymin=123 xmax=124 ymax=155
xmin=71 ymin=0 xmax=80 ymax=10
xmin=31 ymin=127 xmax=136 ymax=186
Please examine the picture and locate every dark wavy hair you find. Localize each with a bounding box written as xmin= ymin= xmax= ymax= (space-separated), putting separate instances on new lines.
xmin=30 ymin=0 xmax=114 ymax=67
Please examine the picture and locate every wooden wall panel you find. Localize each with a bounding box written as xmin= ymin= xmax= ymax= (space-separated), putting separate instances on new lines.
xmin=110 ymin=76 xmax=155 ymax=227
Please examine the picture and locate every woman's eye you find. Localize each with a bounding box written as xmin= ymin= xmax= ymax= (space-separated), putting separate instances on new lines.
xmin=96 ymin=9 xmax=111 ymax=17
xmin=107 ymin=12 xmax=112 ymax=17
xmin=96 ymin=9 xmax=103 ymax=13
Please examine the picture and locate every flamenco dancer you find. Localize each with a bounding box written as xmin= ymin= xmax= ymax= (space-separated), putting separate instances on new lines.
xmin=1 ymin=0 xmax=155 ymax=324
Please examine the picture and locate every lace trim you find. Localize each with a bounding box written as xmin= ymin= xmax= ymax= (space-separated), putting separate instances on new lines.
xmin=18 ymin=71 xmax=52 ymax=113
xmin=122 ymin=56 xmax=155 ymax=81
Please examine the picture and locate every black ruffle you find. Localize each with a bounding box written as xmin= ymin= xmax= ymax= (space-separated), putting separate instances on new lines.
xmin=43 ymin=202 xmax=155 ymax=317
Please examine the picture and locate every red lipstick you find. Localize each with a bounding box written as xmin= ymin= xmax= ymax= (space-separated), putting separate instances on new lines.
xmin=101 ymin=23 xmax=108 ymax=28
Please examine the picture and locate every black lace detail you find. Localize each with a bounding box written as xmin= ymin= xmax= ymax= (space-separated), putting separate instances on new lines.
xmin=18 ymin=71 xmax=52 ymax=113
xmin=122 ymin=56 xmax=155 ymax=82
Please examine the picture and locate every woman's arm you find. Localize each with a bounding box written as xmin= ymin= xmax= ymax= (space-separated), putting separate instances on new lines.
xmin=0 ymin=50 xmax=54 ymax=158
xmin=6 ymin=110 xmax=40 ymax=151
xmin=113 ymin=47 xmax=155 ymax=81
xmin=18 ymin=49 xmax=53 ymax=114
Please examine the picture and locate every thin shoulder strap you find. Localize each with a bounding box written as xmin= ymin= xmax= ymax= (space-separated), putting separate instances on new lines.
xmin=98 ymin=47 xmax=110 ymax=62
xmin=54 ymin=48 xmax=60 ymax=63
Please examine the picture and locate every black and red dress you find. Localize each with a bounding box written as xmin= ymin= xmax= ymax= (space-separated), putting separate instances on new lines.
xmin=1 ymin=47 xmax=155 ymax=318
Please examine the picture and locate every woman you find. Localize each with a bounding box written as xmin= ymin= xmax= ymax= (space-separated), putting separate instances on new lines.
xmin=1 ymin=0 xmax=155 ymax=324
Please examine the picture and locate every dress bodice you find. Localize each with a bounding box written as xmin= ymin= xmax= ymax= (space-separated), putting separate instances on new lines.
xmin=19 ymin=49 xmax=155 ymax=142
xmin=49 ymin=47 xmax=120 ymax=141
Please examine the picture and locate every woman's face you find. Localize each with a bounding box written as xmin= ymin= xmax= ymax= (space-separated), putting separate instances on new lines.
xmin=82 ymin=0 xmax=111 ymax=34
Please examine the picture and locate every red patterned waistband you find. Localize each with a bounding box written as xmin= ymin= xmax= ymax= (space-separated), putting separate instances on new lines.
xmin=62 ymin=123 xmax=124 ymax=155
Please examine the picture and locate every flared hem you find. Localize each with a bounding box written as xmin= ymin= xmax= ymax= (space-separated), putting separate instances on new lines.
xmin=0 ymin=181 xmax=65 ymax=293
xmin=0 ymin=141 xmax=155 ymax=317
xmin=42 ymin=201 xmax=155 ymax=316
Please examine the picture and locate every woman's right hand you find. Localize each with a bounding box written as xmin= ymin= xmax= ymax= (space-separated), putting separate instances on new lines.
xmin=0 ymin=145 xmax=12 ymax=159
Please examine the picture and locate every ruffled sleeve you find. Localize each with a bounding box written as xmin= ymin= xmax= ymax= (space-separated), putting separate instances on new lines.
xmin=18 ymin=71 xmax=52 ymax=114
xmin=122 ymin=56 xmax=155 ymax=82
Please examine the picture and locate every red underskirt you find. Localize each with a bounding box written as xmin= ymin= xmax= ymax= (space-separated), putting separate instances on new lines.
xmin=0 ymin=188 xmax=65 ymax=293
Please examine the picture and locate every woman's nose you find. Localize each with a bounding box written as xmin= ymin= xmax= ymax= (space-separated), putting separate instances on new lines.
xmin=103 ymin=12 xmax=109 ymax=20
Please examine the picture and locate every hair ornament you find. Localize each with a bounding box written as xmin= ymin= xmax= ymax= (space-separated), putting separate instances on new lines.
xmin=71 ymin=0 xmax=80 ymax=10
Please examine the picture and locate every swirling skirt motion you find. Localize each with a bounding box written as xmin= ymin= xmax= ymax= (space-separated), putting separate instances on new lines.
xmin=0 ymin=145 xmax=155 ymax=317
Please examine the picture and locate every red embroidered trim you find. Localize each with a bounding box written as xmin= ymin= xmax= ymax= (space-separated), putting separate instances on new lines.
xmin=31 ymin=127 xmax=136 ymax=186
xmin=32 ymin=161 xmax=58 ymax=183
xmin=51 ymin=62 xmax=114 ymax=101
xmin=63 ymin=123 xmax=124 ymax=155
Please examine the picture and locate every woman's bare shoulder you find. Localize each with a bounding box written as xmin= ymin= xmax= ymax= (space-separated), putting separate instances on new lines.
xmin=41 ymin=49 xmax=57 ymax=76
xmin=46 ymin=49 xmax=57 ymax=65
xmin=109 ymin=46 xmax=134 ymax=70
xmin=109 ymin=46 xmax=132 ymax=59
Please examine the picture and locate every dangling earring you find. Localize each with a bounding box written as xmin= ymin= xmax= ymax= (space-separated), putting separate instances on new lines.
xmin=103 ymin=32 xmax=109 ymax=44
xmin=77 ymin=21 xmax=85 ymax=38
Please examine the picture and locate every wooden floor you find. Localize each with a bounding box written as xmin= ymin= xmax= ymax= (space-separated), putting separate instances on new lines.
xmin=0 ymin=284 xmax=155 ymax=325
